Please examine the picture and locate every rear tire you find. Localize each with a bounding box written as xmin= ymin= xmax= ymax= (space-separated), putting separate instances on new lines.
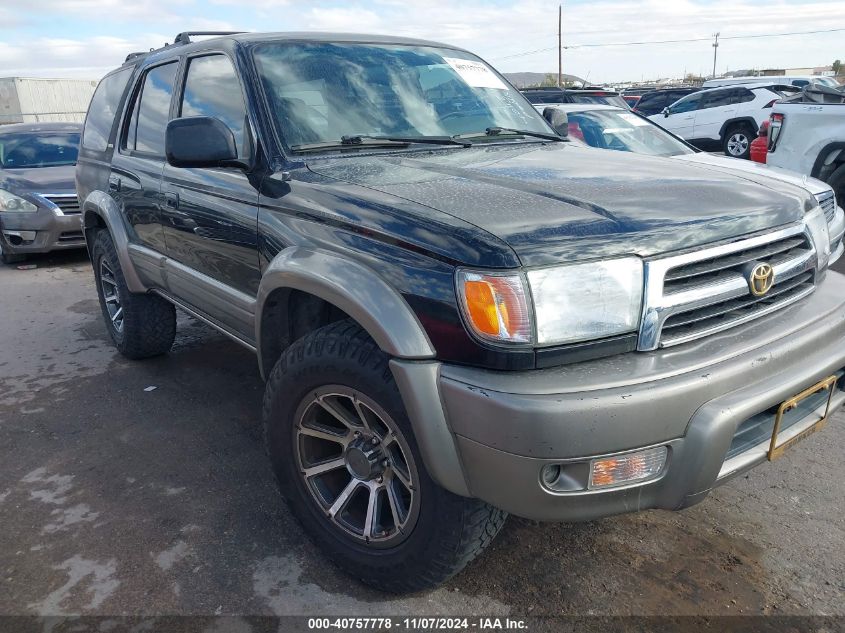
xmin=91 ymin=229 xmax=176 ymax=359
xmin=723 ymin=123 xmax=755 ymax=159
xmin=263 ymin=319 xmax=507 ymax=593
xmin=828 ymin=163 xmax=845 ymax=207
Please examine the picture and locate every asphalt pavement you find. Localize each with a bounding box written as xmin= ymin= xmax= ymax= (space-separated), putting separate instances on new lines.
xmin=1 ymin=250 xmax=843 ymax=624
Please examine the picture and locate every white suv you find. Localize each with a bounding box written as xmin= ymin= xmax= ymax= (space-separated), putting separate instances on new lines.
xmin=649 ymin=84 xmax=794 ymax=159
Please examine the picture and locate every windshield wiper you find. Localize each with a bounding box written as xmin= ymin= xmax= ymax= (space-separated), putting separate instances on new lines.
xmin=291 ymin=134 xmax=472 ymax=153
xmin=454 ymin=127 xmax=566 ymax=142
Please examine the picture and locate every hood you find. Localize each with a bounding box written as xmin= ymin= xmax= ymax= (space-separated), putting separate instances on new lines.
xmin=307 ymin=143 xmax=813 ymax=267
xmin=674 ymin=152 xmax=831 ymax=197
xmin=0 ymin=164 xmax=76 ymax=194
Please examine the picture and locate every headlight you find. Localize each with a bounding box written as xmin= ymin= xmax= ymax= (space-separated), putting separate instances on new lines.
xmin=0 ymin=189 xmax=38 ymax=212
xmin=527 ymin=258 xmax=643 ymax=345
xmin=457 ymin=257 xmax=644 ymax=346
xmin=805 ymin=206 xmax=831 ymax=270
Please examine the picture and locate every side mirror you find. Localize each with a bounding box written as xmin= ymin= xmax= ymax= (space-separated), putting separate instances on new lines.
xmin=165 ymin=116 xmax=241 ymax=168
xmin=542 ymin=107 xmax=569 ymax=137
xmin=662 ymin=107 xmax=670 ymax=117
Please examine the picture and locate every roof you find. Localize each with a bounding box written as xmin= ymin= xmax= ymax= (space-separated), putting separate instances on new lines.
xmin=0 ymin=122 xmax=82 ymax=134
xmin=125 ymin=31 xmax=469 ymax=67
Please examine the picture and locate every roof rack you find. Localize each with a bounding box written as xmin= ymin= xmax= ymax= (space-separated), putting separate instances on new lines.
xmin=173 ymin=31 xmax=245 ymax=45
xmin=124 ymin=31 xmax=245 ymax=63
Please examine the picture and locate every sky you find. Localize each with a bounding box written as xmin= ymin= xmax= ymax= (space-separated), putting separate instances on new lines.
xmin=1 ymin=0 xmax=843 ymax=84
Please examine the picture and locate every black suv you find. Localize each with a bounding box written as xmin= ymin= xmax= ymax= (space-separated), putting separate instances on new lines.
xmin=521 ymin=86 xmax=629 ymax=109
xmin=632 ymin=87 xmax=701 ymax=116
xmin=77 ymin=31 xmax=845 ymax=593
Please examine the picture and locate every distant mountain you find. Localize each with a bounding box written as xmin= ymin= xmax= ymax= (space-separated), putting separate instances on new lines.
xmin=503 ymin=71 xmax=587 ymax=88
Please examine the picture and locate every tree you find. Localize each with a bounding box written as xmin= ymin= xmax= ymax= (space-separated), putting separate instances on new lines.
xmin=834 ymin=60 xmax=842 ymax=75
xmin=539 ymin=73 xmax=559 ymax=87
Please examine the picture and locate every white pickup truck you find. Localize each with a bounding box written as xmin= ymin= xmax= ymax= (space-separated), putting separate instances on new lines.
xmin=766 ymin=88 xmax=845 ymax=203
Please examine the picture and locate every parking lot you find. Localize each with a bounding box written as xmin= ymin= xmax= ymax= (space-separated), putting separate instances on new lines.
xmin=1 ymin=249 xmax=844 ymax=621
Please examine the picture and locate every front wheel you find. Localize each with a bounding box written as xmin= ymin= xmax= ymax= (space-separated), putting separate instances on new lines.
xmin=263 ymin=320 xmax=507 ymax=593
xmin=723 ymin=123 xmax=754 ymax=159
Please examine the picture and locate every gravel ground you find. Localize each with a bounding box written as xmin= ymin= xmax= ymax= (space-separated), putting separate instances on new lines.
xmin=0 ymin=250 xmax=843 ymax=625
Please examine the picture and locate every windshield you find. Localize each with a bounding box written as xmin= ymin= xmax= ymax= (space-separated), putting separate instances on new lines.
xmin=0 ymin=132 xmax=80 ymax=169
xmin=252 ymin=42 xmax=550 ymax=151
xmin=567 ymin=109 xmax=693 ymax=157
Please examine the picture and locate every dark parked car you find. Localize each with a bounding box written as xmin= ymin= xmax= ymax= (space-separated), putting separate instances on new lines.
xmin=633 ymin=87 xmax=701 ymax=116
xmin=0 ymin=122 xmax=83 ymax=264
xmin=521 ymin=86 xmax=629 ymax=109
xmin=77 ymin=31 xmax=845 ymax=593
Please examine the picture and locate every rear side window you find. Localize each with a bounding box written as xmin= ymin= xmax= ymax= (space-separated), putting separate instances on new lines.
xmin=180 ymin=55 xmax=248 ymax=156
xmin=125 ymin=62 xmax=179 ymax=155
xmin=735 ymin=88 xmax=756 ymax=104
xmin=700 ymin=90 xmax=733 ymax=109
xmin=82 ymin=68 xmax=132 ymax=152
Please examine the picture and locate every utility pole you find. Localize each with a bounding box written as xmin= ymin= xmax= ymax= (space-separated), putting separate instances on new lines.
xmin=558 ymin=3 xmax=563 ymax=88
xmin=712 ymin=32 xmax=720 ymax=79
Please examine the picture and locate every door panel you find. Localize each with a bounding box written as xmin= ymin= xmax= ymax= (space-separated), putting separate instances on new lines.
xmin=693 ymin=90 xmax=740 ymax=140
xmin=657 ymin=93 xmax=702 ymax=139
xmin=109 ymin=152 xmax=167 ymax=270
xmin=161 ymin=166 xmax=261 ymax=297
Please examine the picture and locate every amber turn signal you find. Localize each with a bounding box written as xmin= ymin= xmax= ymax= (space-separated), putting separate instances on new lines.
xmin=458 ymin=272 xmax=531 ymax=344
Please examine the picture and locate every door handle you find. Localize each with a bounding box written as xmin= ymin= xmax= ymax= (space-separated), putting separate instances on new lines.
xmin=164 ymin=192 xmax=179 ymax=209
xmin=108 ymin=176 xmax=121 ymax=192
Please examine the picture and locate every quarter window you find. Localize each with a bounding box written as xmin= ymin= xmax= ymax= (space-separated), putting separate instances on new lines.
xmin=126 ymin=62 xmax=179 ymax=155
xmin=180 ymin=55 xmax=248 ymax=156
xmin=82 ymin=68 xmax=131 ymax=152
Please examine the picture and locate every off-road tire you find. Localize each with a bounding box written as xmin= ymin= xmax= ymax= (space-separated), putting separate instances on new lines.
xmin=723 ymin=123 xmax=755 ymax=159
xmin=263 ymin=319 xmax=507 ymax=593
xmin=91 ymin=229 xmax=176 ymax=359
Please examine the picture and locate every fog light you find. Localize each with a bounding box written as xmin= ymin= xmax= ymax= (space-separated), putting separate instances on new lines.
xmin=541 ymin=464 xmax=561 ymax=486
xmin=589 ymin=446 xmax=668 ymax=489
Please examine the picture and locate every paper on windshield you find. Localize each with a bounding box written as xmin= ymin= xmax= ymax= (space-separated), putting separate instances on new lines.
xmin=618 ymin=112 xmax=650 ymax=126
xmin=443 ymin=57 xmax=508 ymax=90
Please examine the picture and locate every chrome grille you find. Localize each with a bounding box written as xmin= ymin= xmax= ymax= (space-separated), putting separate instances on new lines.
xmin=639 ymin=225 xmax=817 ymax=350
xmin=40 ymin=194 xmax=80 ymax=215
xmin=817 ymin=191 xmax=836 ymax=224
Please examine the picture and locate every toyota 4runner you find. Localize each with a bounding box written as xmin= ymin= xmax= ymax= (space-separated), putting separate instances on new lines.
xmin=76 ymin=31 xmax=845 ymax=593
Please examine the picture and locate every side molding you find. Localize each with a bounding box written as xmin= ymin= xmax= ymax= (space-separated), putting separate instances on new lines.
xmin=256 ymin=247 xmax=436 ymax=366
xmin=82 ymin=190 xmax=147 ymax=293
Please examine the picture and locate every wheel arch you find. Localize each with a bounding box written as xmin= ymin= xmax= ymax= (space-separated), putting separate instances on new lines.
xmin=256 ymin=247 xmax=436 ymax=379
xmin=811 ymin=142 xmax=845 ymax=180
xmin=719 ymin=117 xmax=759 ymax=139
xmin=81 ymin=191 xmax=147 ymax=293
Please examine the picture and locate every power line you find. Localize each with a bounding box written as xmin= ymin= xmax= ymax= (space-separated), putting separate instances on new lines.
xmin=492 ymin=26 xmax=845 ymax=60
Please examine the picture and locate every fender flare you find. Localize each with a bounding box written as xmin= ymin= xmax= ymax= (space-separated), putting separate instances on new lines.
xmin=256 ymin=246 xmax=436 ymax=371
xmin=719 ymin=116 xmax=759 ymax=139
xmin=82 ymin=191 xmax=147 ymax=293
xmin=256 ymin=248 xmax=471 ymax=497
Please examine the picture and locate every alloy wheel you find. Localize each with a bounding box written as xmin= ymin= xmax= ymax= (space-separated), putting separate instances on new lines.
xmin=727 ymin=133 xmax=749 ymax=157
xmin=294 ymin=385 xmax=420 ymax=548
xmin=99 ymin=258 xmax=124 ymax=334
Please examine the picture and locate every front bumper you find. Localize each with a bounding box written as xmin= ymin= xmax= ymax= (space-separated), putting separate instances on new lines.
xmin=0 ymin=208 xmax=84 ymax=255
xmin=398 ymin=271 xmax=845 ymax=522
